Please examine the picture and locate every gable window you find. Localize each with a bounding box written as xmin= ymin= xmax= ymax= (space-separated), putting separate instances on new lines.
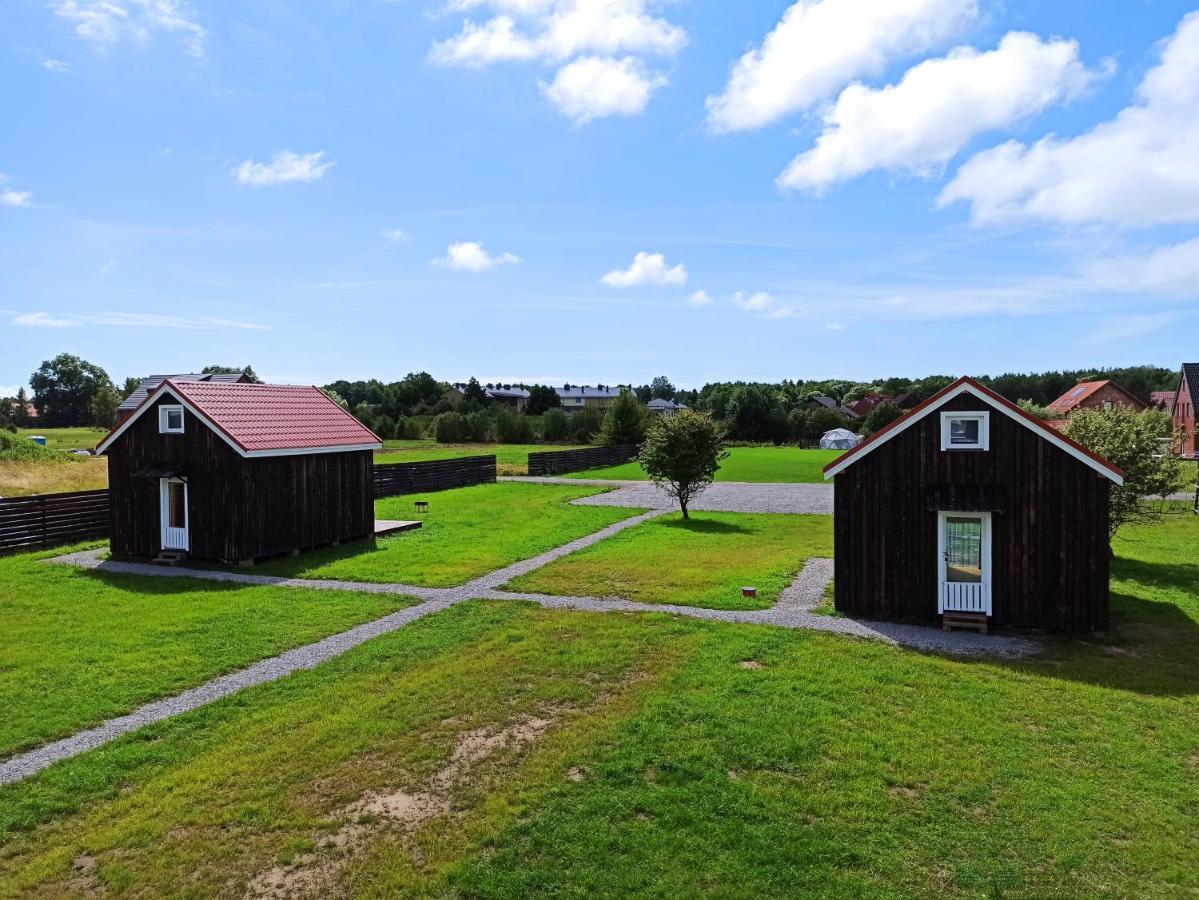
xmin=940 ymin=411 xmax=989 ymax=451
xmin=159 ymin=405 xmax=185 ymax=434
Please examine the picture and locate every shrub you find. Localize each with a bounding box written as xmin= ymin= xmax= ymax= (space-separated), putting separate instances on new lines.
xmin=860 ymin=402 xmax=903 ymax=436
xmin=1063 ymin=407 xmax=1188 ymax=542
xmin=569 ymin=407 xmax=603 ymax=444
xmin=434 ymin=411 xmax=470 ymax=443
xmin=639 ymin=411 xmax=728 ymax=519
xmin=1017 ymin=399 xmax=1056 ymax=420
xmin=495 ymin=408 xmax=535 ymax=443
xmin=597 ymin=388 xmax=648 ymax=446
xmin=372 ymin=414 xmax=397 ymax=440
xmin=541 ymin=408 xmax=569 ymax=441
xmin=464 ymin=411 xmax=493 ymax=442
xmin=0 ymin=431 xmax=73 ymax=462
xmin=725 ymin=384 xmax=787 ymax=443
xmin=394 ymin=416 xmax=425 ymax=440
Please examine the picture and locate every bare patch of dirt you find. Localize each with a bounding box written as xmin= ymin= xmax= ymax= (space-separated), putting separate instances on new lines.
xmin=566 ymin=767 xmax=586 ymax=782
xmin=244 ymin=715 xmax=553 ymax=899
xmin=66 ymin=853 xmax=102 ymax=895
xmin=888 ymin=785 xmax=924 ymax=801
xmin=738 ymin=660 xmax=764 ymax=670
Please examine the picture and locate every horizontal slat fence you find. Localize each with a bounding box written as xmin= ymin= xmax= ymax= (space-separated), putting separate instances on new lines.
xmin=527 ymin=445 xmax=639 ymax=477
xmin=0 ymin=489 xmax=110 ymax=554
xmin=373 ymin=455 xmax=496 ymax=498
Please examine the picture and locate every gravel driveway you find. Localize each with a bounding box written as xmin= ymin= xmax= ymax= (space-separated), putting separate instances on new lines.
xmin=505 ymin=476 xmax=834 ymax=515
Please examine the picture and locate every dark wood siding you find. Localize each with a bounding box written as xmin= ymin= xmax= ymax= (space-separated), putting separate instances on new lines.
xmin=107 ymin=396 xmax=373 ymax=561
xmin=833 ymin=393 xmax=1111 ymax=632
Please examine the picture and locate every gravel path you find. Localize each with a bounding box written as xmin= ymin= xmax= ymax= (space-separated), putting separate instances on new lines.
xmin=506 ymin=476 xmax=834 ymax=515
xmin=11 ymin=507 xmax=1038 ymax=786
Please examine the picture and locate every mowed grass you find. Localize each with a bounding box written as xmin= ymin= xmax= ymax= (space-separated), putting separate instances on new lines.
xmin=568 ymin=445 xmax=843 ymax=482
xmin=14 ymin=428 xmax=108 ymax=451
xmin=376 ymin=440 xmax=585 ymax=474
xmin=0 ymin=544 xmax=415 ymax=759
xmin=249 ymin=482 xmax=640 ymax=587
xmin=1 ymin=502 xmax=1197 ymax=897
xmin=507 ymin=511 xmax=834 ymax=609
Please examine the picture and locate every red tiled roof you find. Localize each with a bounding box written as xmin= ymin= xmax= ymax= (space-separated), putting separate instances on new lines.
xmin=1046 ymin=379 xmax=1145 ymax=415
xmin=823 ymin=376 xmax=1125 ymax=482
xmin=165 ymin=381 xmax=380 ymax=453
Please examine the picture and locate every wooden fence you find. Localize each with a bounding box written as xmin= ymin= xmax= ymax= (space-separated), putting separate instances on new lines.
xmin=373 ymin=455 xmax=496 ymax=498
xmin=527 ymin=445 xmax=639 ymax=477
xmin=0 ymin=489 xmax=110 ymax=554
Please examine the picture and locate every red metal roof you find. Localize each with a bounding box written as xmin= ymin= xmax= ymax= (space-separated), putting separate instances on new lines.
xmin=164 ymin=381 xmax=379 ymax=453
xmin=823 ymin=376 xmax=1125 ymax=482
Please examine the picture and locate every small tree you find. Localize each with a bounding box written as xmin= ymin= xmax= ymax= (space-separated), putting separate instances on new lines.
xmin=1017 ymin=399 xmax=1055 ymax=420
xmin=541 ymin=407 xmax=569 ymax=441
xmin=570 ymin=406 xmax=604 ymax=443
xmin=1063 ymin=408 xmax=1187 ymax=542
xmin=89 ymin=383 xmax=122 ymax=427
xmin=639 ymin=410 xmax=728 ymax=519
xmin=598 ymin=388 xmax=648 ymax=446
xmin=463 ymin=377 xmax=489 ymax=404
xmin=495 ymin=407 xmax=534 ymax=443
xmin=650 ymin=375 xmax=676 ymax=400
xmin=525 ymin=385 xmax=561 ymax=416
xmin=861 ymin=401 xmax=903 ymax=437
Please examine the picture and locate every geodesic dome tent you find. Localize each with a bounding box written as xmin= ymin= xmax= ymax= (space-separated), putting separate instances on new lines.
xmin=819 ymin=428 xmax=862 ymax=450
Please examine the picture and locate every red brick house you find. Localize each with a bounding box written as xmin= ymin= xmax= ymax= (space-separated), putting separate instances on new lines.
xmin=1173 ymin=364 xmax=1198 ymax=459
xmin=1047 ymin=380 xmax=1147 ymax=417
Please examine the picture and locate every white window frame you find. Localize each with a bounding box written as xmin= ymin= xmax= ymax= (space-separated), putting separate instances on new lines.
xmin=940 ymin=411 xmax=989 ymax=451
xmin=159 ymin=404 xmax=185 ymax=434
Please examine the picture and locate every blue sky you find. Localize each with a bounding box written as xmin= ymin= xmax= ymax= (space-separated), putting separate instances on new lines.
xmin=3 ymin=0 xmax=1198 ymax=394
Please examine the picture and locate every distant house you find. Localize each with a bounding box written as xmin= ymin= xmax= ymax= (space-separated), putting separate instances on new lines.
xmin=117 ymin=372 xmax=253 ymax=427
xmin=97 ymin=381 xmax=381 ymax=564
xmin=647 ymin=398 xmax=687 ymax=416
xmin=555 ymin=385 xmax=626 ymax=413
xmin=824 ymin=376 xmax=1123 ymax=633
xmin=1172 ymin=364 xmax=1198 ymax=459
xmin=892 ymin=391 xmax=920 ymax=409
xmin=804 ymin=395 xmax=839 ymax=411
xmin=446 ymin=383 xmax=530 ymax=411
xmin=1047 ymin=380 xmax=1147 ymax=417
xmin=1150 ymin=390 xmax=1175 ymax=412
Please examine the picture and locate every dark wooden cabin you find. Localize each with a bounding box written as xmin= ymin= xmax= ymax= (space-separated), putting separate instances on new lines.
xmin=823 ymin=377 xmax=1124 ymax=633
xmin=97 ymin=380 xmax=381 ymax=563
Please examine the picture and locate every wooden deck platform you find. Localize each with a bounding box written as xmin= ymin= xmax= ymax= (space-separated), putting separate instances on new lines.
xmin=374 ymin=520 xmax=423 ymax=537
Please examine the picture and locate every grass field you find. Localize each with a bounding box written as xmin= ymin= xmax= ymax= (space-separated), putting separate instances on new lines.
xmin=14 ymin=428 xmax=108 ymax=451
xmin=507 ymin=512 xmax=834 ymax=609
xmin=0 ymin=508 xmax=1195 ymax=896
xmin=0 ymin=457 xmax=108 ymax=497
xmin=567 ymin=445 xmax=843 ymax=482
xmin=0 ymin=544 xmax=415 ymax=759
xmin=248 ymin=482 xmax=640 ymax=586
xmin=377 ymin=440 xmax=585 ymax=475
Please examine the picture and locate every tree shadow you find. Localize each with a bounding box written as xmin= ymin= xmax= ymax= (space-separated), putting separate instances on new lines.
xmin=658 ymin=516 xmax=755 ymax=536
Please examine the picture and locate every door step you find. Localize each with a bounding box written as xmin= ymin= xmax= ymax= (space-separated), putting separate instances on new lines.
xmin=151 ymin=550 xmax=188 ymax=566
xmin=942 ymin=611 xmax=989 ymax=634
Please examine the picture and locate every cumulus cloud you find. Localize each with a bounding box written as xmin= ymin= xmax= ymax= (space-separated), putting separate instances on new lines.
xmin=1084 ymin=237 xmax=1199 ymax=296
xmin=732 ymin=290 xmax=795 ymax=319
xmin=233 ymin=151 xmax=334 ymax=187
xmin=940 ymin=10 xmax=1199 ymax=226
xmin=601 ymin=251 xmax=687 ymax=287
xmin=779 ymin=32 xmax=1099 ymax=194
xmin=434 ymin=241 xmax=521 ymax=271
xmin=687 ymin=289 xmax=713 ymax=306
xmin=1 ymin=189 xmax=32 ymax=208
xmin=706 ymin=0 xmax=977 ymax=133
xmin=53 ymin=0 xmax=206 ymax=59
xmin=9 ymin=311 xmax=266 ymax=329
xmin=542 ymin=56 xmax=666 ymax=122
xmin=430 ymin=0 xmax=683 ymax=122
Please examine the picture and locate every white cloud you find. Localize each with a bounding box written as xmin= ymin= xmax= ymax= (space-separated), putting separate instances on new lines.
xmin=687 ymin=289 xmax=712 ymax=306
xmin=1 ymin=189 xmax=32 ymax=208
xmin=1085 ymin=237 xmax=1199 ymax=296
xmin=705 ymin=0 xmax=978 ymax=133
xmin=825 ymin=321 xmax=847 ymax=330
xmin=430 ymin=0 xmax=683 ymax=122
xmin=434 ymin=241 xmax=521 ymax=271
xmin=53 ymin=0 xmax=206 ymax=59
xmin=601 ymin=251 xmax=687 ymax=287
xmin=380 ymin=227 xmax=409 ymax=243
xmin=9 ymin=311 xmax=267 ymax=329
xmin=779 ymin=32 xmax=1099 ymax=194
xmin=0 ymin=385 xmax=20 ymax=399
xmin=41 ymin=58 xmax=71 ymax=73
xmin=233 ymin=151 xmax=334 ymax=187
xmin=941 ymin=10 xmax=1199 ymax=226
xmin=732 ymin=290 xmax=795 ymax=319
xmin=1082 ymin=313 xmax=1175 ymax=345
xmin=99 ymin=259 xmax=118 ymax=276
xmin=541 ymin=55 xmax=666 ymax=123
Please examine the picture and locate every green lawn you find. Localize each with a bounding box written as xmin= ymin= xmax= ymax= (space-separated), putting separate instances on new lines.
xmin=0 ymin=544 xmax=414 ymax=760
xmin=506 ymin=511 xmax=834 ymax=610
xmin=1 ymin=509 xmax=1196 ymax=896
xmin=248 ymin=482 xmax=640 ymax=587
xmin=15 ymin=427 xmax=108 ymax=451
xmin=376 ymin=440 xmax=585 ymax=474
xmin=567 ymin=445 xmax=843 ymax=482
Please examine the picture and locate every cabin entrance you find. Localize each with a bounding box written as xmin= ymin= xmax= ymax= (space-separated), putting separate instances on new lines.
xmin=937 ymin=511 xmax=991 ymax=616
xmin=159 ymin=477 xmax=189 ymax=551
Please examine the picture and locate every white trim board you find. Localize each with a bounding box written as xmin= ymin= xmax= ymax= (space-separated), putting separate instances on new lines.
xmin=96 ymin=382 xmax=382 ymax=459
xmin=823 ymin=382 xmax=1123 ymax=484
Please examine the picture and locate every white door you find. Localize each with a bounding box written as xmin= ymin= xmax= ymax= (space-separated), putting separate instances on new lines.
xmin=937 ymin=511 xmax=991 ymax=615
xmin=160 ymin=478 xmax=189 ymax=551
